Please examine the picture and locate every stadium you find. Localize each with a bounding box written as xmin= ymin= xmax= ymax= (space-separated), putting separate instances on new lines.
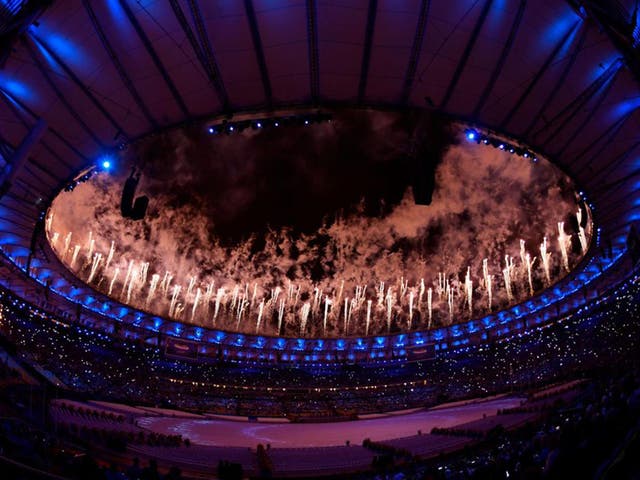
xmin=0 ymin=1 xmax=640 ymax=478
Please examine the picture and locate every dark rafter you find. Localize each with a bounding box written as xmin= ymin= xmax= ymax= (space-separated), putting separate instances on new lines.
xmin=82 ymin=0 xmax=158 ymax=130
xmin=168 ymin=0 xmax=215 ymax=100
xmin=579 ymin=113 xmax=634 ymax=169
xmin=400 ymin=0 xmax=431 ymax=105
xmin=0 ymin=218 xmax=33 ymax=235
xmin=500 ymin=20 xmax=581 ymax=130
xmin=117 ymin=0 xmax=190 ymax=118
xmin=28 ymin=31 xmax=127 ymax=139
xmin=0 ymin=209 xmax=33 ymax=232
xmin=357 ymin=0 xmax=378 ymax=103
xmin=535 ymin=58 xmax=622 ymax=145
xmin=599 ymin=189 xmax=640 ymax=221
xmin=521 ymin=25 xmax=587 ymax=138
xmin=0 ymin=90 xmax=86 ymax=165
xmin=0 ymin=134 xmax=12 ymax=160
xmin=0 ymin=196 xmax=37 ymax=221
xmin=13 ymin=173 xmax=48 ymax=199
xmin=0 ymin=95 xmax=74 ymax=172
xmin=186 ymin=0 xmax=230 ymax=111
xmin=553 ymin=67 xmax=621 ymax=157
xmin=243 ymin=0 xmax=272 ymax=107
xmin=306 ymin=0 xmax=320 ymax=103
xmin=440 ymin=0 xmax=493 ymax=110
xmin=592 ymin=139 xmax=640 ymax=181
xmin=21 ymin=163 xmax=51 ymax=192
xmin=595 ymin=161 xmax=640 ymax=199
xmin=21 ymin=38 xmax=104 ymax=148
xmin=472 ymin=0 xmax=526 ymax=118
xmin=28 ymin=156 xmax=61 ymax=182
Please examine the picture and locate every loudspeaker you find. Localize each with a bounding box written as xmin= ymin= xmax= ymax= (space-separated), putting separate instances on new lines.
xmin=130 ymin=195 xmax=149 ymax=220
xmin=120 ymin=175 xmax=138 ymax=217
xmin=411 ymin=155 xmax=437 ymax=206
xmin=121 ymin=169 xmax=147 ymax=220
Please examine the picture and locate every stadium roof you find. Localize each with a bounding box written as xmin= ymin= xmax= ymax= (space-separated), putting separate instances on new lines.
xmin=1 ymin=0 xmax=640 ymax=262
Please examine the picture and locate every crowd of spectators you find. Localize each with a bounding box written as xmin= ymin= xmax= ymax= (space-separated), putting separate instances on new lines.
xmin=361 ymin=358 xmax=640 ymax=480
xmin=0 ymin=270 xmax=639 ymax=477
xmin=2 ymin=274 xmax=640 ymax=418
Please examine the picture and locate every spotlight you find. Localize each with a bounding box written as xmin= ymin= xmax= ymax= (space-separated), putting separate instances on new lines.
xmin=98 ymin=154 xmax=114 ymax=171
xmin=208 ymin=126 xmax=216 ymax=134
xmin=228 ymin=125 xmax=234 ymax=132
xmin=304 ymin=120 xmax=309 ymax=125
xmin=465 ymin=129 xmax=477 ymax=141
xmin=509 ymin=147 xmax=515 ymax=153
xmin=256 ymin=122 xmax=262 ymax=128
xmin=499 ymin=144 xmax=505 ymax=150
xmin=523 ymin=152 xmax=529 ymax=158
xmin=274 ymin=121 xmax=279 ymax=127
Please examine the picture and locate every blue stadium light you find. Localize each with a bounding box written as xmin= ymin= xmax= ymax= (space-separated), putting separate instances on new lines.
xmin=499 ymin=144 xmax=505 ymax=150
xmin=208 ymin=126 xmax=215 ymax=134
xmin=256 ymin=122 xmax=262 ymax=128
xmin=98 ymin=154 xmax=115 ymax=171
xmin=465 ymin=129 xmax=477 ymax=141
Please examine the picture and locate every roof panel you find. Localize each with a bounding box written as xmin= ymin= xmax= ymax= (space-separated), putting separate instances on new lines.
xmin=365 ymin=2 xmax=420 ymax=102
xmin=254 ymin=4 xmax=309 ymax=103
xmin=473 ymin=5 xmax=583 ymax=128
xmin=443 ymin=4 xmax=520 ymax=116
xmin=317 ymin=2 xmax=368 ymax=99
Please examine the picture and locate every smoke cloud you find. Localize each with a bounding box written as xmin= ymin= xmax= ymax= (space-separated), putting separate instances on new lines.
xmin=46 ymin=109 xmax=588 ymax=337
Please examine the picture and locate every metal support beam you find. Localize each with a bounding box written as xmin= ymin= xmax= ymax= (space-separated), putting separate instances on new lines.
xmin=12 ymin=174 xmax=48 ymax=201
xmin=592 ymin=139 xmax=640 ymax=180
xmin=594 ymin=162 xmax=640 ymax=198
xmin=1 ymin=194 xmax=38 ymax=219
xmin=535 ymin=58 xmax=622 ymax=145
xmin=83 ymin=0 xmax=158 ymax=130
xmin=579 ymin=113 xmax=634 ymax=169
xmin=0 ymin=134 xmax=12 ymax=160
xmin=357 ymin=0 xmax=378 ymax=103
xmin=186 ymin=0 xmax=230 ymax=112
xmin=118 ymin=0 xmax=190 ymax=118
xmin=28 ymin=156 xmax=62 ymax=183
xmin=29 ymin=31 xmax=128 ymax=140
xmin=0 ymin=119 xmax=47 ymax=199
xmin=26 ymin=214 xmax=44 ymax=277
xmin=400 ymin=0 xmax=431 ymax=105
xmin=243 ymin=0 xmax=272 ymax=107
xmin=500 ymin=20 xmax=581 ymax=130
xmin=306 ymin=0 xmax=320 ymax=103
xmin=21 ymin=38 xmax=104 ymax=148
xmin=521 ymin=25 xmax=587 ymax=138
xmin=0 ymin=220 xmax=32 ymax=234
xmin=554 ymin=65 xmax=621 ymax=157
xmin=440 ymin=0 xmax=493 ymax=111
xmin=472 ymin=0 xmax=526 ymax=118
xmin=0 ymin=89 xmax=84 ymax=166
